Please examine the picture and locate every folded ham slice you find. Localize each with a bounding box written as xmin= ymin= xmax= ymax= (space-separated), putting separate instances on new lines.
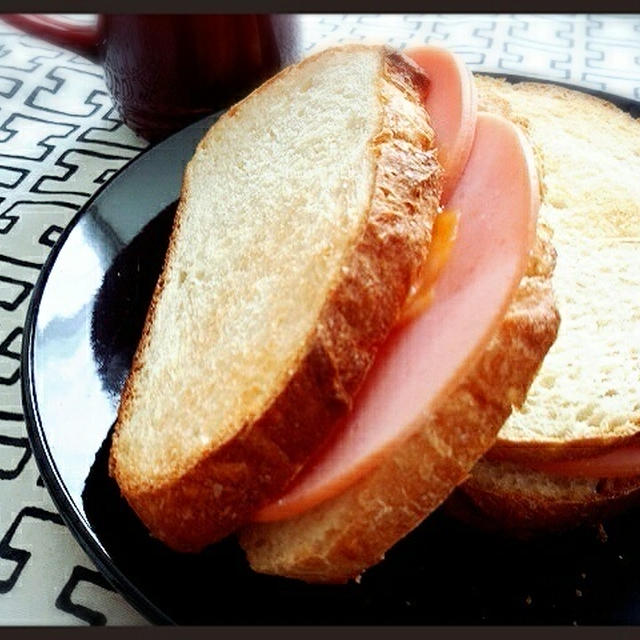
xmin=254 ymin=111 xmax=539 ymax=523
xmin=406 ymin=45 xmax=478 ymax=204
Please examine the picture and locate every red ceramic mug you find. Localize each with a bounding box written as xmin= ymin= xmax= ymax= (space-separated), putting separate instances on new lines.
xmin=3 ymin=14 xmax=301 ymax=141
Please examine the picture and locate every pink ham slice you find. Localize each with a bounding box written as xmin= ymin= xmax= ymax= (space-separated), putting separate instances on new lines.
xmin=254 ymin=112 xmax=539 ymax=523
xmin=524 ymin=445 xmax=640 ymax=479
xmin=405 ymin=45 xmax=478 ymax=204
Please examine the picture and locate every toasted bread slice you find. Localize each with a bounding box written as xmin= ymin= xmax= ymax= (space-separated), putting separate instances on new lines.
xmin=450 ymin=76 xmax=640 ymax=535
xmin=109 ymin=45 xmax=442 ymax=551
xmin=450 ymin=460 xmax=640 ymax=536
xmin=474 ymin=75 xmax=640 ymax=460
xmin=239 ymin=151 xmax=560 ymax=583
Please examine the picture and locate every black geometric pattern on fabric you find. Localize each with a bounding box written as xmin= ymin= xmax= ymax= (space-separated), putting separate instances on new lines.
xmin=0 ymin=113 xmax=78 ymax=162
xmin=55 ymin=565 xmax=115 ymax=626
xmin=31 ymin=148 xmax=131 ymax=197
xmin=38 ymin=224 xmax=64 ymax=248
xmin=25 ymin=66 xmax=105 ymax=118
xmin=0 ymin=327 xmax=21 ymax=384
xmin=0 ymin=506 xmax=64 ymax=594
xmin=0 ymin=275 xmax=32 ymax=312
xmin=0 ymin=166 xmax=28 ymax=189
xmin=0 ymin=434 xmax=31 ymax=479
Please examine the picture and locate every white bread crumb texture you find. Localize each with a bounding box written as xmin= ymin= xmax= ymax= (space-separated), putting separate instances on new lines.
xmin=116 ymin=48 xmax=385 ymax=482
xmin=475 ymin=76 xmax=640 ymax=445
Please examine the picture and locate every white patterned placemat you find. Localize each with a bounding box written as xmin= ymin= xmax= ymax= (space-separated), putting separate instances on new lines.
xmin=0 ymin=14 xmax=638 ymax=626
xmin=301 ymin=14 xmax=640 ymax=98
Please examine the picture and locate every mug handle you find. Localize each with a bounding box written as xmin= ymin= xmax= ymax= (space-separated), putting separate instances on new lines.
xmin=2 ymin=14 xmax=101 ymax=60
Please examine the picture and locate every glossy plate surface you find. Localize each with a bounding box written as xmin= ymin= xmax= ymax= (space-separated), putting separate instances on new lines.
xmin=22 ymin=76 xmax=640 ymax=625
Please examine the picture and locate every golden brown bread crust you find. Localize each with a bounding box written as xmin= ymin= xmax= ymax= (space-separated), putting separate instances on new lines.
xmin=109 ymin=47 xmax=443 ymax=551
xmin=450 ymin=465 xmax=640 ymax=537
xmin=239 ymin=234 xmax=561 ymax=582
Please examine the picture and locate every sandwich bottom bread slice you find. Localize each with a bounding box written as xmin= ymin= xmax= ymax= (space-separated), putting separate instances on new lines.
xmin=448 ymin=75 xmax=640 ymax=535
xmin=239 ymin=106 xmax=561 ymax=583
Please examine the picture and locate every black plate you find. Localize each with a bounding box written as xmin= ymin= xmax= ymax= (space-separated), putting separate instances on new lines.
xmin=21 ymin=75 xmax=640 ymax=625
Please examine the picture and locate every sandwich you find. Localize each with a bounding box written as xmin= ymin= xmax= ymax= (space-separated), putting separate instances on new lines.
xmin=109 ymin=44 xmax=560 ymax=582
xmin=447 ymin=76 xmax=640 ymax=535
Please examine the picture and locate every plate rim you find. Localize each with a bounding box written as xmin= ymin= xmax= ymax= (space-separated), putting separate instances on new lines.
xmin=19 ymin=73 xmax=640 ymax=625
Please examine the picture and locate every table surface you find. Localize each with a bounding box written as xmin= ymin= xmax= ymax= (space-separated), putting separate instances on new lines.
xmin=0 ymin=13 xmax=639 ymax=626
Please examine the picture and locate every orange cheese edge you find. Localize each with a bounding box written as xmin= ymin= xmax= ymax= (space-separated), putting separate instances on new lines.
xmin=400 ymin=209 xmax=459 ymax=325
